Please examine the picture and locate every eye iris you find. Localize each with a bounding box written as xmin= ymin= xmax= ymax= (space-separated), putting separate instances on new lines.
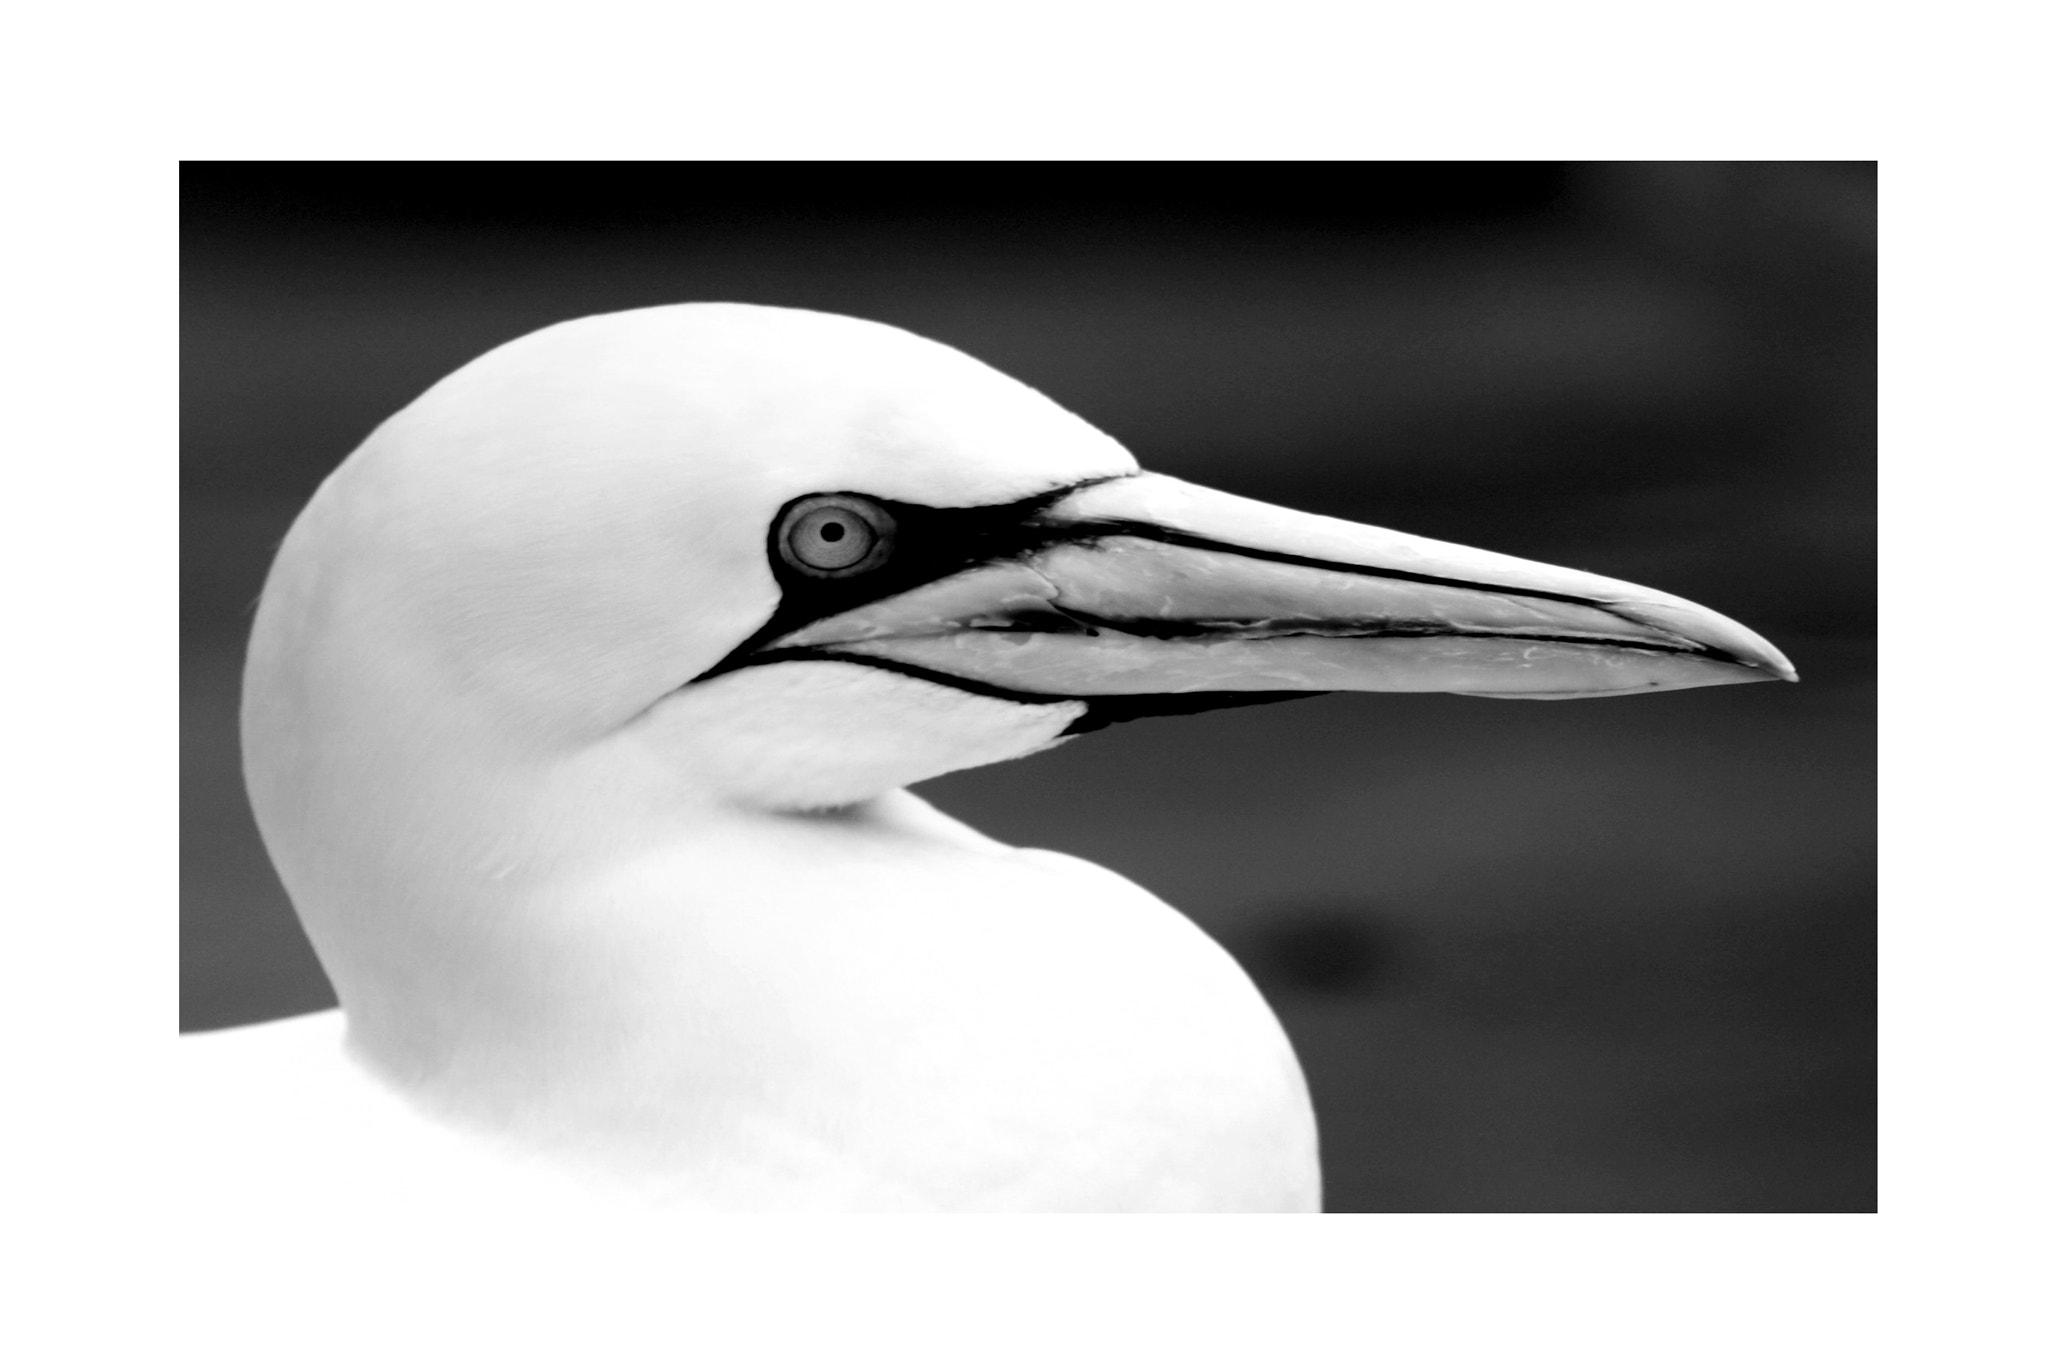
xmin=800 ymin=511 xmax=869 ymax=566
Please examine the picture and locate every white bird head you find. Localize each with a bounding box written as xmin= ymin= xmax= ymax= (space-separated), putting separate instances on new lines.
xmin=245 ymin=305 xmax=1141 ymax=817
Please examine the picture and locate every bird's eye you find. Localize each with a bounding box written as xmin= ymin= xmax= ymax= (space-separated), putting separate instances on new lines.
xmin=777 ymin=494 xmax=896 ymax=577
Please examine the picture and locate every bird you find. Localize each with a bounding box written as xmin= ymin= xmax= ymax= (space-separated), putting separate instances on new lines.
xmin=181 ymin=302 xmax=1795 ymax=1214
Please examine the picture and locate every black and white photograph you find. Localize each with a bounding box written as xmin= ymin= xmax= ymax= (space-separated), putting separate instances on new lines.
xmin=2 ymin=0 xmax=2036 ymax=1338
xmin=180 ymin=162 xmax=1874 ymax=1219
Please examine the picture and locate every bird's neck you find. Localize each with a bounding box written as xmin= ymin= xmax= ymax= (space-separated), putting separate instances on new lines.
xmin=314 ymin=786 xmax=1012 ymax=1176
xmin=293 ymin=781 xmax=1311 ymax=1210
xmin=309 ymin=773 xmax=958 ymax=1060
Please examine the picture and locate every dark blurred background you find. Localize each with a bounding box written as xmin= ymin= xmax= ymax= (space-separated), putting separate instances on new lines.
xmin=182 ymin=163 xmax=1874 ymax=1212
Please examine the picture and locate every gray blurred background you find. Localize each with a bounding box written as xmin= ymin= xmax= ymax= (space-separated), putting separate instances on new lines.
xmin=182 ymin=163 xmax=1874 ymax=1212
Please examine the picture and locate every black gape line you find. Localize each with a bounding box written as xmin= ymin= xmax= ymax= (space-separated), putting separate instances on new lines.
xmin=726 ymin=644 xmax=1325 ymax=736
xmin=688 ymin=478 xmax=1738 ymax=736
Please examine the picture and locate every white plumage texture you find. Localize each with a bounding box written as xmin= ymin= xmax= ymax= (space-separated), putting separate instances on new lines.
xmin=187 ymin=302 xmax=1790 ymax=1214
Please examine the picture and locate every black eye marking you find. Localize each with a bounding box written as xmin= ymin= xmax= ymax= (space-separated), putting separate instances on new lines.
xmin=776 ymin=495 xmax=896 ymax=577
xmin=692 ymin=485 xmax=1095 ymax=686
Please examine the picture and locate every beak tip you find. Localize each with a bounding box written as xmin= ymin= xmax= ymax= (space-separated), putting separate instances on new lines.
xmin=1617 ymin=595 xmax=1796 ymax=688
xmin=1744 ymin=642 xmax=1798 ymax=685
xmin=1720 ymin=647 xmax=1796 ymax=688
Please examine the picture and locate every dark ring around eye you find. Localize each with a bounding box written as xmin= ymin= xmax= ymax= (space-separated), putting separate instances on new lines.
xmin=776 ymin=494 xmax=896 ymax=578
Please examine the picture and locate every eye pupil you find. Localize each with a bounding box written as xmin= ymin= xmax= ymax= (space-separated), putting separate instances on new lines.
xmin=819 ymin=522 xmax=845 ymax=542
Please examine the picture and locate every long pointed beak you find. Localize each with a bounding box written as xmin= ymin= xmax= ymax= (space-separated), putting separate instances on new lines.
xmin=768 ymin=473 xmax=1796 ymax=701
